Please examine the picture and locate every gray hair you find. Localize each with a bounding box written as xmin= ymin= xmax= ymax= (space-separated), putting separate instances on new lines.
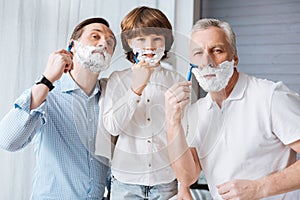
xmin=191 ymin=18 xmax=237 ymax=55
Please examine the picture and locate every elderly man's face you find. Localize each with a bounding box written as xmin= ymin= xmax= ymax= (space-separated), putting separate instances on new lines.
xmin=189 ymin=26 xmax=235 ymax=68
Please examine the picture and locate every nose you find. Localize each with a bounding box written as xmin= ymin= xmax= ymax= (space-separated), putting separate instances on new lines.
xmin=144 ymin=38 xmax=155 ymax=50
xmin=96 ymin=37 xmax=107 ymax=49
xmin=200 ymin=53 xmax=214 ymax=68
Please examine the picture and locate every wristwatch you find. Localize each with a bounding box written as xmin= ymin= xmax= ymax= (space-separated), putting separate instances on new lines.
xmin=35 ymin=75 xmax=55 ymax=91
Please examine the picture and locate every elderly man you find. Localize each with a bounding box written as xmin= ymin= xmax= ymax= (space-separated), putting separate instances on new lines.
xmin=165 ymin=18 xmax=300 ymax=200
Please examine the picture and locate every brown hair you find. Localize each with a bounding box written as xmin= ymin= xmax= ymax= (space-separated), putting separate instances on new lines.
xmin=70 ymin=17 xmax=116 ymax=50
xmin=121 ymin=6 xmax=173 ymax=63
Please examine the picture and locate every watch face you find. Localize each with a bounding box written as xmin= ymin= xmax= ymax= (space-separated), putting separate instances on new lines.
xmin=35 ymin=75 xmax=44 ymax=83
xmin=35 ymin=75 xmax=54 ymax=91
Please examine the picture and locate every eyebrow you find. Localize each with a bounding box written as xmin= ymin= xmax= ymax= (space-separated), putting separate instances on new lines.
xmin=212 ymin=44 xmax=225 ymax=49
xmin=91 ymin=28 xmax=115 ymax=41
xmin=192 ymin=44 xmax=225 ymax=52
xmin=191 ymin=47 xmax=203 ymax=53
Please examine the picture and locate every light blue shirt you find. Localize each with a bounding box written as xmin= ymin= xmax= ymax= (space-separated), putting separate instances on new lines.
xmin=0 ymin=73 xmax=108 ymax=200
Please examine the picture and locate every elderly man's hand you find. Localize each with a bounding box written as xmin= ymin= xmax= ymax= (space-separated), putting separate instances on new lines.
xmin=165 ymin=81 xmax=192 ymax=126
xmin=217 ymin=179 xmax=264 ymax=200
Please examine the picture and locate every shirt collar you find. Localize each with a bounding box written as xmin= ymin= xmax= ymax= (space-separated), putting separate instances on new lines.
xmin=205 ymin=72 xmax=248 ymax=110
xmin=60 ymin=73 xmax=101 ymax=95
xmin=153 ymin=64 xmax=162 ymax=72
xmin=60 ymin=73 xmax=78 ymax=92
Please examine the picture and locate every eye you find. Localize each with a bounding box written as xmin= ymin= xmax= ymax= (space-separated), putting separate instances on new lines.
xmin=153 ymin=37 xmax=163 ymax=41
xmin=107 ymin=40 xmax=113 ymax=47
xmin=91 ymin=34 xmax=100 ymax=40
xmin=136 ymin=37 xmax=145 ymax=41
xmin=213 ymin=48 xmax=223 ymax=54
xmin=193 ymin=51 xmax=202 ymax=56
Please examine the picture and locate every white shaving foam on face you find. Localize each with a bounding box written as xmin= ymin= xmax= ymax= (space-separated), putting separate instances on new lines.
xmin=75 ymin=42 xmax=111 ymax=73
xmin=192 ymin=60 xmax=234 ymax=92
xmin=132 ymin=47 xmax=165 ymax=66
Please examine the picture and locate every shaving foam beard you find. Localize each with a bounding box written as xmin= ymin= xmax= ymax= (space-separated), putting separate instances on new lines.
xmin=75 ymin=42 xmax=111 ymax=73
xmin=192 ymin=60 xmax=234 ymax=92
xmin=132 ymin=47 xmax=165 ymax=67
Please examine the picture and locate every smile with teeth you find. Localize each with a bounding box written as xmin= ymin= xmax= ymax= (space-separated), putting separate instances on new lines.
xmin=143 ymin=53 xmax=155 ymax=58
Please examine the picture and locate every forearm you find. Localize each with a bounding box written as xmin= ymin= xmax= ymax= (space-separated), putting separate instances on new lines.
xmin=257 ymin=159 xmax=300 ymax=198
xmin=167 ymin=121 xmax=200 ymax=187
xmin=30 ymin=84 xmax=50 ymax=110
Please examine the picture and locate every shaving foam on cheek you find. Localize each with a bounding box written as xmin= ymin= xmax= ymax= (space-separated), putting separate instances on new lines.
xmin=192 ymin=60 xmax=234 ymax=92
xmin=75 ymin=42 xmax=111 ymax=73
xmin=132 ymin=47 xmax=165 ymax=66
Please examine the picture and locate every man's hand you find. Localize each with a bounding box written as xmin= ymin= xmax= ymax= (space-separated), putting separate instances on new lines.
xmin=43 ymin=49 xmax=73 ymax=83
xmin=217 ymin=179 xmax=263 ymax=200
xmin=165 ymin=81 xmax=192 ymax=125
xmin=131 ymin=60 xmax=154 ymax=95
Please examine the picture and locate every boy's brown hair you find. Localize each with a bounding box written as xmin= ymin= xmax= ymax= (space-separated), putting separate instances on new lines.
xmin=121 ymin=6 xmax=173 ymax=63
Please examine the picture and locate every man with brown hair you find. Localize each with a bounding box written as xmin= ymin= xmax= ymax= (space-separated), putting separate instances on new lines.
xmin=0 ymin=17 xmax=116 ymax=199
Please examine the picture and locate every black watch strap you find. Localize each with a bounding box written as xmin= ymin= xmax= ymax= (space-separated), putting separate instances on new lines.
xmin=35 ymin=75 xmax=55 ymax=91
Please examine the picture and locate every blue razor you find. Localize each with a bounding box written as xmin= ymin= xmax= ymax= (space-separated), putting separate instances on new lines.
xmin=67 ymin=41 xmax=74 ymax=52
xmin=133 ymin=52 xmax=139 ymax=64
xmin=187 ymin=63 xmax=198 ymax=81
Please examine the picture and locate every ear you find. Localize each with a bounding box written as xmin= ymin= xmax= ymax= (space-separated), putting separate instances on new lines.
xmin=233 ymin=53 xmax=239 ymax=67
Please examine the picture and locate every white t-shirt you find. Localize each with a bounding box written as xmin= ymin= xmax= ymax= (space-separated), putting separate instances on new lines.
xmin=102 ymin=65 xmax=184 ymax=186
xmin=185 ymin=73 xmax=300 ymax=199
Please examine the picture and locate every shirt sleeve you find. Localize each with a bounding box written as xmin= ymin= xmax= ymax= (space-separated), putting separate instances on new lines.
xmin=102 ymin=72 xmax=141 ymax=136
xmin=0 ymin=89 xmax=46 ymax=151
xmin=271 ymin=82 xmax=300 ymax=145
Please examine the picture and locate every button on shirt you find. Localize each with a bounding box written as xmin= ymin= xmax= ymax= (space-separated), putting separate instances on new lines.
xmin=0 ymin=73 xmax=108 ymax=199
xmin=102 ymin=66 xmax=184 ymax=186
xmin=185 ymin=73 xmax=300 ymax=199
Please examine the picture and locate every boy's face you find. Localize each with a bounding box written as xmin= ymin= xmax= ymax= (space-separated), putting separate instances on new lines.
xmin=128 ymin=34 xmax=165 ymax=52
xmin=128 ymin=34 xmax=166 ymax=66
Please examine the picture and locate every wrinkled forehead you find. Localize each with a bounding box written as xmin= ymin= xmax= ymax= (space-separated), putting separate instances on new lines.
xmin=189 ymin=28 xmax=228 ymax=49
xmin=83 ymin=23 xmax=115 ymax=38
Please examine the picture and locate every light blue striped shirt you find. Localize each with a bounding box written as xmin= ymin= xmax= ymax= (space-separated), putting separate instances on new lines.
xmin=0 ymin=73 xmax=108 ymax=200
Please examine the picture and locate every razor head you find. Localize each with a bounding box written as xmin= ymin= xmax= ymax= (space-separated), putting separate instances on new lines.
xmin=67 ymin=41 xmax=74 ymax=52
xmin=133 ymin=52 xmax=139 ymax=64
xmin=187 ymin=63 xmax=198 ymax=81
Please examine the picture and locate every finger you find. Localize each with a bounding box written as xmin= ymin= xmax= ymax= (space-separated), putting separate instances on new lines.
xmin=131 ymin=61 xmax=144 ymax=69
xmin=217 ymin=183 xmax=231 ymax=196
xmin=177 ymin=98 xmax=190 ymax=109
xmin=177 ymin=81 xmax=192 ymax=86
xmin=56 ymin=49 xmax=73 ymax=59
xmin=169 ymin=85 xmax=191 ymax=98
xmin=166 ymin=89 xmax=188 ymax=104
xmin=220 ymin=191 xmax=232 ymax=200
xmin=55 ymin=49 xmax=69 ymax=54
xmin=64 ymin=62 xmax=74 ymax=73
xmin=174 ymin=88 xmax=190 ymax=102
xmin=62 ymin=56 xmax=73 ymax=72
xmin=169 ymin=81 xmax=192 ymax=92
